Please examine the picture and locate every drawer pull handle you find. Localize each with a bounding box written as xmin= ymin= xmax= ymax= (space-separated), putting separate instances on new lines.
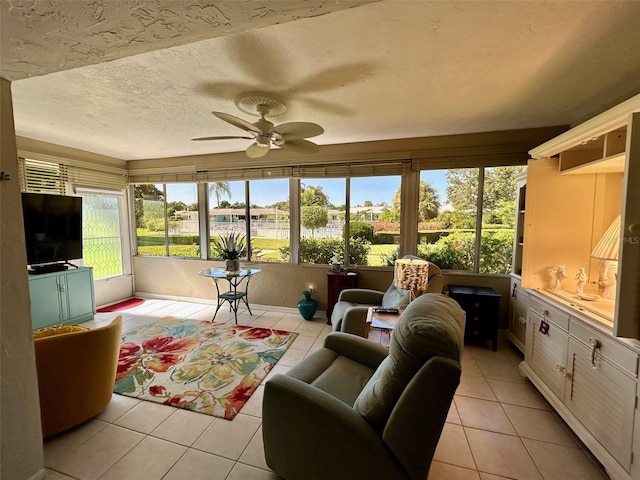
xmin=589 ymin=338 xmax=601 ymax=369
xmin=539 ymin=319 xmax=550 ymax=335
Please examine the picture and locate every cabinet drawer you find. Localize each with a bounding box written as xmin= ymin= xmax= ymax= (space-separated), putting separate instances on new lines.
xmin=570 ymin=320 xmax=639 ymax=376
xmin=528 ymin=296 xmax=569 ymax=331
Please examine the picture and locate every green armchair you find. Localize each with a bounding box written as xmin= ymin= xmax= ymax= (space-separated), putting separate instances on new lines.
xmin=262 ymin=293 xmax=465 ymax=480
xmin=331 ymin=260 xmax=444 ymax=337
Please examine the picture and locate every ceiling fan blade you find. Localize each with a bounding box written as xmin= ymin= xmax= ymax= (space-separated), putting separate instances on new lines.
xmin=191 ymin=135 xmax=254 ymax=141
xmin=279 ymin=138 xmax=320 ymax=154
xmin=246 ymin=143 xmax=270 ymax=158
xmin=275 ymin=122 xmax=324 ymax=139
xmin=212 ymin=111 xmax=261 ymax=134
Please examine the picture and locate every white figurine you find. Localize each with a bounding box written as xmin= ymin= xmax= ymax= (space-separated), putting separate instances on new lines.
xmin=551 ymin=264 xmax=567 ymax=290
xmin=575 ymin=267 xmax=588 ymax=295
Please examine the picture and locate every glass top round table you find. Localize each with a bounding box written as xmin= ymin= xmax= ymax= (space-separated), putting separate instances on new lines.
xmin=198 ymin=268 xmax=261 ymax=324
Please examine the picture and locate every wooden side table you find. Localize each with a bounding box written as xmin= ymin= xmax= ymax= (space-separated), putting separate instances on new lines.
xmin=326 ymin=270 xmax=359 ymax=323
xmin=448 ymin=285 xmax=502 ymax=351
xmin=365 ymin=306 xmax=400 ymax=338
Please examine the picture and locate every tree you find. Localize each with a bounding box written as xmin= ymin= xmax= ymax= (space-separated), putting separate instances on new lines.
xmin=134 ymin=184 xmax=164 ymax=228
xmin=446 ymin=169 xmax=478 ymax=212
xmin=417 ymin=180 xmax=440 ymax=221
xmin=301 ymin=184 xmax=329 ymax=207
xmin=167 ymin=201 xmax=187 ymax=218
xmin=363 ymin=200 xmax=373 ymax=207
xmin=446 ymin=166 xmax=524 ymax=212
xmin=209 ymin=181 xmax=231 ymax=207
xmin=301 ymin=205 xmax=328 ymax=237
xmin=271 ymin=200 xmax=289 ymax=212
xmin=482 ymin=166 xmax=524 ymax=211
xmin=390 ymin=180 xmax=440 ymax=222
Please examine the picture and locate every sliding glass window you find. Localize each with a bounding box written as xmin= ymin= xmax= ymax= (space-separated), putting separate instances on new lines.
xmin=350 ymin=176 xmax=401 ymax=266
xmin=247 ymin=178 xmax=290 ymax=263
xmin=134 ymin=183 xmax=199 ymax=257
xmin=417 ymin=166 xmax=523 ymax=273
xmin=296 ymin=179 xmax=346 ymax=265
xmin=479 ymin=166 xmax=525 ymax=273
xmin=417 ymin=169 xmax=478 ymax=271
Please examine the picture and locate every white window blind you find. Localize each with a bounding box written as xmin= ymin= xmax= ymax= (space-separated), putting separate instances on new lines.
xmin=18 ymin=158 xmax=68 ymax=194
xmin=18 ymin=156 xmax=128 ymax=193
xmin=128 ymin=161 xmax=410 ymax=184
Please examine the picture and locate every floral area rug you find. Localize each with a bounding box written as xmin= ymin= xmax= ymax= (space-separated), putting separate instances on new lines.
xmin=115 ymin=316 xmax=298 ymax=420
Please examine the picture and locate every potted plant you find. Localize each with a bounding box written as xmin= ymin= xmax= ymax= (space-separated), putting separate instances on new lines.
xmin=212 ymin=233 xmax=247 ymax=272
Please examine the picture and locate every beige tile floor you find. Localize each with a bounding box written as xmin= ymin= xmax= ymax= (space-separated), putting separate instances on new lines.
xmin=43 ymin=297 xmax=610 ymax=480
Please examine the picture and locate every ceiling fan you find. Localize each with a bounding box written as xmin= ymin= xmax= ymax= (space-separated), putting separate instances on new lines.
xmin=192 ymin=92 xmax=324 ymax=158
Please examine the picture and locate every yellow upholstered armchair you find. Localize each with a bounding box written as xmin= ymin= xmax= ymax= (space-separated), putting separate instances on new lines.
xmin=33 ymin=316 xmax=123 ymax=437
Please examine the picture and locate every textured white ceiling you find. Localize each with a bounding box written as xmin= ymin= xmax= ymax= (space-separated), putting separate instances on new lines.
xmin=3 ymin=0 xmax=640 ymax=161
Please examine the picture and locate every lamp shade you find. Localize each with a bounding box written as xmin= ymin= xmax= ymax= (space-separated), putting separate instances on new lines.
xmin=591 ymin=215 xmax=621 ymax=261
xmin=393 ymin=258 xmax=429 ymax=293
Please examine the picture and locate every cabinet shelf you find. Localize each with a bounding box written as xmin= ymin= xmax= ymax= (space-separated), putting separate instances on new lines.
xmin=560 ymin=151 xmax=625 ymax=175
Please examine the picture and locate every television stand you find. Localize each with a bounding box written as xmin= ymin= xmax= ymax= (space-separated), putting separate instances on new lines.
xmin=28 ymin=263 xmax=69 ymax=275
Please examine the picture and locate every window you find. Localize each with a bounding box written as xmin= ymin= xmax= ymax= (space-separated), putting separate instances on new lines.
xmin=417 ymin=166 xmax=523 ymax=273
xmin=479 ymin=166 xmax=524 ymax=273
xmin=209 ymin=180 xmax=245 ymax=258
xmin=130 ymin=162 xmax=522 ymax=273
xmin=298 ymin=179 xmax=346 ymax=265
xmin=166 ymin=184 xmax=199 ymax=258
xmin=81 ymin=193 xmax=124 ymax=279
xmin=350 ymin=176 xmax=401 ymax=266
xmin=417 ymin=169 xmax=478 ymax=270
xmin=135 ymin=184 xmax=167 ymax=256
xmin=247 ymin=178 xmax=290 ymax=263
xmin=134 ymin=183 xmax=199 ymax=257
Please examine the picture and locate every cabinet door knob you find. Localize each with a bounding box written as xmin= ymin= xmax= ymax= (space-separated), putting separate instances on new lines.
xmin=556 ymin=364 xmax=570 ymax=377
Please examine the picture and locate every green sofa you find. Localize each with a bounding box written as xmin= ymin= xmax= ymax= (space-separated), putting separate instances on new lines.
xmin=330 ymin=260 xmax=444 ymax=337
xmin=262 ymin=293 xmax=465 ymax=480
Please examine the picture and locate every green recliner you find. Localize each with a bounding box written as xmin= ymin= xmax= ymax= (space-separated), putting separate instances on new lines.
xmin=262 ymin=293 xmax=465 ymax=480
xmin=331 ymin=260 xmax=444 ymax=337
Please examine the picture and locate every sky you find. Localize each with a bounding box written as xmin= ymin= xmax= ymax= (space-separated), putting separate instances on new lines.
xmin=165 ymin=170 xmax=449 ymax=208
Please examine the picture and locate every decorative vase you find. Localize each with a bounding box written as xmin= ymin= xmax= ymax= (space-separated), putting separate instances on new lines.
xmin=297 ymin=290 xmax=318 ymax=320
xmin=225 ymin=259 xmax=240 ymax=272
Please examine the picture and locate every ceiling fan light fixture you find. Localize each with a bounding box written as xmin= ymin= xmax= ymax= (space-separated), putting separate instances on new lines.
xmin=255 ymin=134 xmax=272 ymax=147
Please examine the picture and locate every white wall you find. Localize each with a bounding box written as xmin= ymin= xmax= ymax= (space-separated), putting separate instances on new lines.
xmin=0 ymin=78 xmax=45 ymax=479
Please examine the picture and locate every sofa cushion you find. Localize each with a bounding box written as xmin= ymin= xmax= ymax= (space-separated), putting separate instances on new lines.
xmin=353 ymin=294 xmax=464 ymax=429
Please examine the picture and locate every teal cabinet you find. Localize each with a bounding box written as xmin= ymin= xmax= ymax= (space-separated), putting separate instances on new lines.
xmin=28 ymin=267 xmax=95 ymax=330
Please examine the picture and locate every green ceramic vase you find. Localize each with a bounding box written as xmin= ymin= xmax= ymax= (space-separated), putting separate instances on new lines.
xmin=297 ymin=290 xmax=318 ymax=320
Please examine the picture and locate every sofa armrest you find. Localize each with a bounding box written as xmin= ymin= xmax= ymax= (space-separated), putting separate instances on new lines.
xmin=263 ymin=374 xmax=406 ymax=480
xmin=340 ymin=306 xmax=370 ymax=337
xmin=324 ymin=332 xmax=388 ymax=369
xmin=338 ymin=288 xmax=385 ymax=305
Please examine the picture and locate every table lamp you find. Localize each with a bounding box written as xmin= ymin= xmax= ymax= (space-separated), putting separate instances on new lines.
xmin=591 ymin=215 xmax=621 ymax=300
xmin=393 ymin=258 xmax=429 ymax=303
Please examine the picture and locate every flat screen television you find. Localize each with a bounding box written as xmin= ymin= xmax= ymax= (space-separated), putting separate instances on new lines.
xmin=21 ymin=192 xmax=83 ymax=268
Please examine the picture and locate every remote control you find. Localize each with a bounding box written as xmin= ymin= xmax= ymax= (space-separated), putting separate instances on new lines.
xmin=374 ymin=307 xmax=399 ymax=314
